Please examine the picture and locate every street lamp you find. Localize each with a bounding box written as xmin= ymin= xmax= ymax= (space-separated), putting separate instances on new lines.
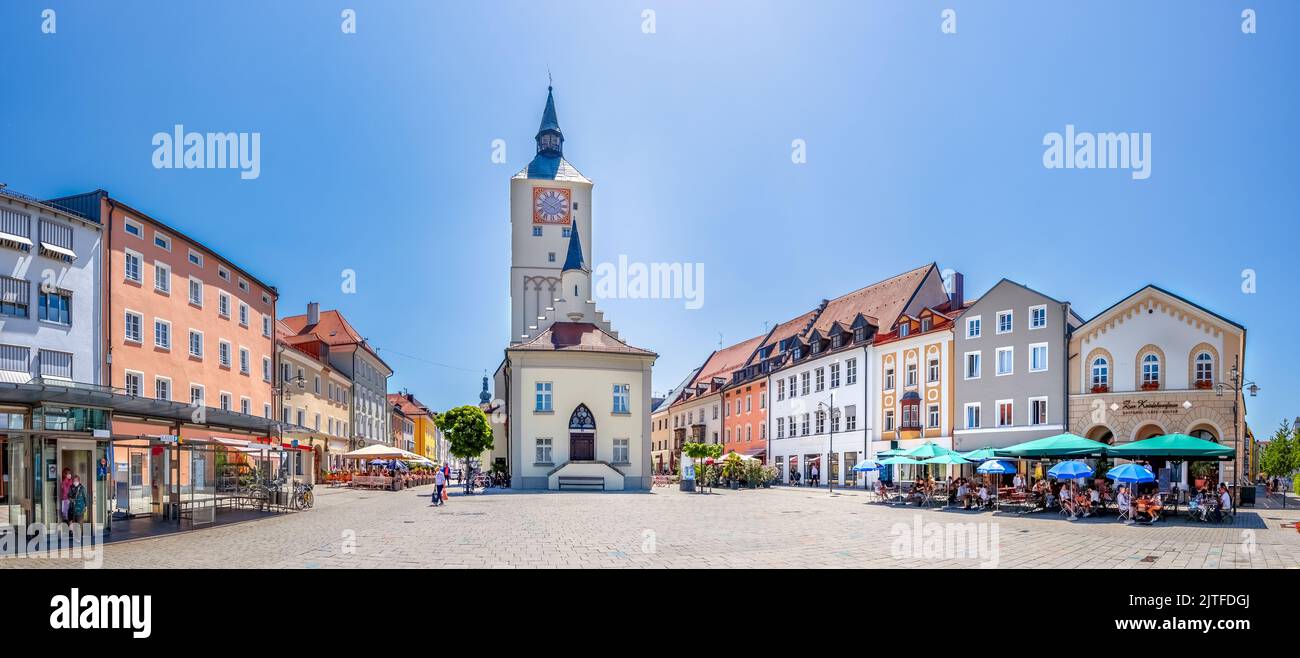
xmin=1214 ymin=357 xmax=1258 ymax=505
xmin=818 ymin=394 xmax=841 ymax=494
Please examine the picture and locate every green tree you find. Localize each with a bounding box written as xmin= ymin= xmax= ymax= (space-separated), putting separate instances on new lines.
xmin=1259 ymin=419 xmax=1297 ymax=484
xmin=435 ymin=405 xmax=495 ymax=492
xmin=682 ymin=442 xmax=721 ymax=493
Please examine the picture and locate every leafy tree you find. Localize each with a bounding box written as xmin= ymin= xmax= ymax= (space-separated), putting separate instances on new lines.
xmin=1259 ymin=419 xmax=1298 ymax=485
xmin=435 ymin=405 xmax=494 ymax=492
xmin=682 ymin=442 xmax=721 ymax=493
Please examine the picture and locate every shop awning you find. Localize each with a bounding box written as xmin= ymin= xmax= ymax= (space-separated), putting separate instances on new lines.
xmin=995 ymin=432 xmax=1110 ymax=458
xmin=0 ymin=380 xmax=288 ymax=435
xmin=0 ymin=370 xmax=30 ymax=384
xmin=1107 ymin=433 xmax=1235 ymax=459
xmin=39 ymin=242 xmax=77 ymax=259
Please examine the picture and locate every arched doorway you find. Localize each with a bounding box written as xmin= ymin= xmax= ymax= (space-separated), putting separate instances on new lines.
xmin=569 ymin=404 xmax=596 ymax=461
xmin=1086 ymin=426 xmax=1115 ymax=445
xmin=1132 ymin=423 xmax=1165 ymax=442
xmin=1186 ymin=425 xmax=1221 ymax=491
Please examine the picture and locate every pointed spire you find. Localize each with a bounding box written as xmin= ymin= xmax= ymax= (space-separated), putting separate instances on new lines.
xmin=535 ymin=84 xmax=564 ymax=156
xmin=561 ymin=220 xmax=586 ymax=273
xmin=479 ymin=373 xmax=491 ymax=404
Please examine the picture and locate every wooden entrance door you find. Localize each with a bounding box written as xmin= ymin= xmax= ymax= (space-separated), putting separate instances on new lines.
xmin=570 ymin=434 xmax=594 ymax=461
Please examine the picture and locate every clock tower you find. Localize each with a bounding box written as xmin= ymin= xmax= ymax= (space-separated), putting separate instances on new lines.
xmin=509 ymin=85 xmax=599 ymax=343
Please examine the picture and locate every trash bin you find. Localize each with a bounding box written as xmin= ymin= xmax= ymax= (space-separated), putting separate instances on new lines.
xmin=1239 ymin=484 xmax=1256 ymax=506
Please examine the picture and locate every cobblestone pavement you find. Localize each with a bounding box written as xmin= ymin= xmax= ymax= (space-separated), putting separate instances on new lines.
xmin=5 ymin=485 xmax=1300 ymax=569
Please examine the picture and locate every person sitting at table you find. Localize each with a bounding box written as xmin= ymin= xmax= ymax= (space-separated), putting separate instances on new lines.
xmin=1060 ymin=483 xmax=1078 ymax=520
xmin=1188 ymin=489 xmax=1206 ymax=521
xmin=875 ymin=479 xmax=888 ymax=499
xmin=1089 ymin=486 xmax=1101 ymax=514
xmin=1116 ymin=486 xmax=1133 ymax=522
xmin=1213 ymin=483 xmax=1232 ymax=522
xmin=1075 ymin=488 xmax=1092 ymax=518
xmin=1012 ymin=473 xmax=1024 ymax=491
xmin=909 ymin=481 xmax=925 ymax=506
xmin=955 ymin=480 xmax=971 ymax=509
xmin=1143 ymin=492 xmax=1163 ymax=523
xmin=1042 ymin=481 xmax=1056 ymax=510
xmin=977 ymin=483 xmax=990 ymax=508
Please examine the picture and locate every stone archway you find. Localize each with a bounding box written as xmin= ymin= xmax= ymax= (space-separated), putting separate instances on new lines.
xmin=1084 ymin=425 xmax=1115 ymax=445
xmin=1132 ymin=422 xmax=1165 ymax=443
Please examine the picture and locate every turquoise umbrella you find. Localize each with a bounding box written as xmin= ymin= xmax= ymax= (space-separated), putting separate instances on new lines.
xmin=960 ymin=447 xmax=1000 ymax=461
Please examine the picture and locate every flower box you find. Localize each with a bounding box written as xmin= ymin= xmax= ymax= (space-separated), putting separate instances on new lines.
xmin=1090 ymin=384 xmax=1110 ymax=394
xmin=1194 ymin=380 xmax=1213 ymax=390
xmin=1140 ymin=382 xmax=1160 ymax=391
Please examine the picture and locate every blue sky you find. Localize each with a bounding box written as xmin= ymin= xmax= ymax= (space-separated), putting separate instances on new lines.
xmin=2 ymin=1 xmax=1297 ymax=432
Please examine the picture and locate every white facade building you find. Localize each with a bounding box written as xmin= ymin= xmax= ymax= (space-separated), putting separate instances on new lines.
xmin=493 ymin=86 xmax=656 ymax=491
xmin=0 ymin=188 xmax=103 ymax=386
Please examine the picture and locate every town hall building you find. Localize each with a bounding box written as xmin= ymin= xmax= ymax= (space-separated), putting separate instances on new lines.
xmin=489 ymin=86 xmax=656 ymax=491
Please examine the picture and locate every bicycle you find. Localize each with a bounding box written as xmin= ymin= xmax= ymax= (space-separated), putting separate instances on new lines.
xmin=293 ymin=481 xmax=315 ymax=510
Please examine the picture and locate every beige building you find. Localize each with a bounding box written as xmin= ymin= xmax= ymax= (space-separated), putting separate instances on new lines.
xmin=277 ymin=321 xmax=353 ymax=474
xmin=1068 ymin=285 xmax=1249 ymax=490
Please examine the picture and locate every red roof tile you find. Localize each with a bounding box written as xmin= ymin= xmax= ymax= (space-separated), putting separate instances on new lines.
xmin=281 ymin=309 xmax=391 ymax=371
xmin=810 ymin=263 xmax=934 ymax=335
xmin=510 ymin=322 xmax=656 ymax=356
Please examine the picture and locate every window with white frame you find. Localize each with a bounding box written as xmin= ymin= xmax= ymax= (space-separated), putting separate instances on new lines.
xmin=966 ymin=316 xmax=981 ymax=338
xmin=188 ymin=330 xmax=203 ymax=358
xmin=845 ymin=408 xmax=857 ymax=431
xmin=745 ymin=395 xmax=752 ymax=412
xmin=262 ymin=356 xmax=271 ymax=381
xmin=996 ymin=310 xmax=1013 ymax=334
xmin=800 ymin=372 xmax=809 ymax=395
xmin=124 ymin=371 xmax=143 ymax=396
xmin=220 ymin=393 xmax=231 ymax=411
xmin=996 ymin=347 xmax=1013 ymax=375
xmin=613 ymin=438 xmax=629 ymax=463
xmin=884 ymin=409 xmax=895 ymax=432
xmin=905 ymin=362 xmax=917 ymax=387
xmin=124 ymin=250 xmax=142 ymax=283
xmin=1194 ymin=352 xmax=1213 ymax=385
xmin=239 ymin=348 xmax=250 ymax=374
xmin=154 ymin=318 xmax=171 ymax=349
xmin=1029 ymin=305 xmax=1047 ymax=329
xmin=155 ymin=376 xmax=171 ymax=401
xmin=965 ymin=403 xmax=981 ymax=429
xmin=996 ymin=400 xmax=1013 ymax=427
xmin=776 ymin=417 xmax=785 ymax=438
xmin=188 ymin=277 xmax=203 ymax=306
xmin=188 ymin=249 xmax=203 ymax=267
xmin=218 ymin=266 xmax=230 ymax=281
xmin=124 ymin=218 xmax=143 ymax=237
xmin=218 ymin=292 xmax=230 ymax=317
xmin=1091 ymin=357 xmax=1109 ymax=388
xmin=814 ymin=367 xmax=824 ymax=391
xmin=927 ymin=404 xmax=940 ymax=429
xmin=153 ymin=232 xmax=171 ymax=251
xmin=241 ymin=397 xmax=251 ymax=415
xmin=927 ymin=357 xmax=940 ymax=383
xmin=262 ymin=314 xmax=271 ymax=337
xmin=815 ymin=410 xmax=825 ymax=434
xmin=613 ymin=384 xmax=630 ymax=413
xmin=124 ymin=311 xmax=142 ymax=342
xmin=787 ymin=376 xmax=796 ymax=398
xmin=154 ymin=261 xmax=171 ymax=293
xmin=535 ymin=437 xmax=553 ymax=463
xmin=830 ymin=362 xmax=840 ymax=388
xmin=219 ymin=341 xmax=231 ymax=367
xmin=846 ymin=358 xmax=857 ymax=385
xmin=535 ymin=382 xmax=552 ymax=412
xmin=1141 ymin=353 xmax=1160 ymax=386
xmin=1029 ymin=343 xmax=1048 ymax=372
xmin=777 ymin=379 xmax=785 ymax=400
xmin=238 ymin=302 xmax=248 ymax=326
xmin=800 ymin=413 xmax=809 ymax=436
xmin=965 ymin=351 xmax=981 ymax=379
xmin=1030 ymin=397 xmax=1048 ymax=425
xmin=884 ymin=366 xmax=895 ymax=389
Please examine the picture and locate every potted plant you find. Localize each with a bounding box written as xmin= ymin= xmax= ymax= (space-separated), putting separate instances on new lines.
xmin=1141 ymin=381 xmax=1160 ymax=391
xmin=1090 ymin=384 xmax=1109 ymax=394
xmin=1194 ymin=380 xmax=1213 ymax=390
xmin=742 ymin=459 xmax=764 ymax=489
xmin=721 ymin=453 xmax=744 ymax=489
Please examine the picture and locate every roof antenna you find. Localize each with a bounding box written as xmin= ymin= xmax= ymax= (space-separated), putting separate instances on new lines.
xmin=717 ymin=332 xmax=723 ymax=349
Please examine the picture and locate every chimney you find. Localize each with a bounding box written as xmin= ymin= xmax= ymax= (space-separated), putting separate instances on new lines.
xmin=307 ymin=301 xmax=320 ymax=325
xmin=947 ymin=272 xmax=964 ymax=310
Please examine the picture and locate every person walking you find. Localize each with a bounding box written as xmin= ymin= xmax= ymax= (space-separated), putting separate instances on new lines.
xmin=810 ymin=463 xmax=820 ymax=488
xmin=68 ymin=475 xmax=88 ymax=525
xmin=433 ymin=467 xmax=446 ymax=507
xmin=59 ymin=468 xmax=73 ymax=523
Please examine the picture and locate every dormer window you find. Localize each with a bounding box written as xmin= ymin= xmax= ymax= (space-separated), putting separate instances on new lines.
xmin=812 ymin=341 xmax=822 ymax=354
xmin=921 ymin=317 xmax=932 ymax=332
xmin=793 ymin=345 xmax=802 ymax=360
xmin=854 ymin=327 xmax=866 ymax=342
xmin=831 ymin=335 xmax=842 ymax=349
xmin=898 ymin=323 xmax=910 ymax=338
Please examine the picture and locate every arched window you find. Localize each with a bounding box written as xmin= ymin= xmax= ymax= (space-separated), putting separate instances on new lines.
xmin=1194 ymin=352 xmax=1214 ymax=387
xmin=1091 ymin=357 xmax=1109 ymax=389
xmin=1141 ymin=353 xmax=1160 ymax=388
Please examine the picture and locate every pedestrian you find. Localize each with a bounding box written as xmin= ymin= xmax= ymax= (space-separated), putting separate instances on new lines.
xmin=59 ymin=468 xmax=73 ymax=523
xmin=811 ymin=463 xmax=820 ymax=487
xmin=433 ymin=467 xmax=446 ymax=507
xmin=68 ymin=475 xmax=88 ymax=525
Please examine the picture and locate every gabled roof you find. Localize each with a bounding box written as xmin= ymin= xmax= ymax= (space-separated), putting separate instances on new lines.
xmin=757 ymin=309 xmax=819 ymax=356
xmin=388 ymin=393 xmax=433 ymax=418
xmin=654 ymin=366 xmax=703 ymax=413
xmin=280 ymin=309 xmax=392 ymax=372
xmin=1081 ymin=284 xmax=1244 ymax=332
xmin=689 ymin=334 xmax=766 ymax=388
xmin=509 ymin=322 xmax=656 ymax=357
xmin=810 ymin=263 xmax=935 ymax=335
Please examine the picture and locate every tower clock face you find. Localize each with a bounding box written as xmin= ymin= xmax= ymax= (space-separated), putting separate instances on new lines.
xmin=532 ymin=187 xmax=571 ymax=225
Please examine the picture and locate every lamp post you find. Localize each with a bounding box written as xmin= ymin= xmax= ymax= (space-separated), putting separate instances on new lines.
xmin=1214 ymin=355 xmax=1258 ymax=506
xmin=818 ymin=394 xmax=840 ymax=494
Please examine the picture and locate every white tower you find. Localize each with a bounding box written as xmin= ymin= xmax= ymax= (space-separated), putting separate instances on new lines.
xmin=509 ymin=85 xmax=596 ymax=343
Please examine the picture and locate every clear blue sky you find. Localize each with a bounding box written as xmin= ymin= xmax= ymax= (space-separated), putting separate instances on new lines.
xmin=3 ymin=1 xmax=1296 ymax=433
